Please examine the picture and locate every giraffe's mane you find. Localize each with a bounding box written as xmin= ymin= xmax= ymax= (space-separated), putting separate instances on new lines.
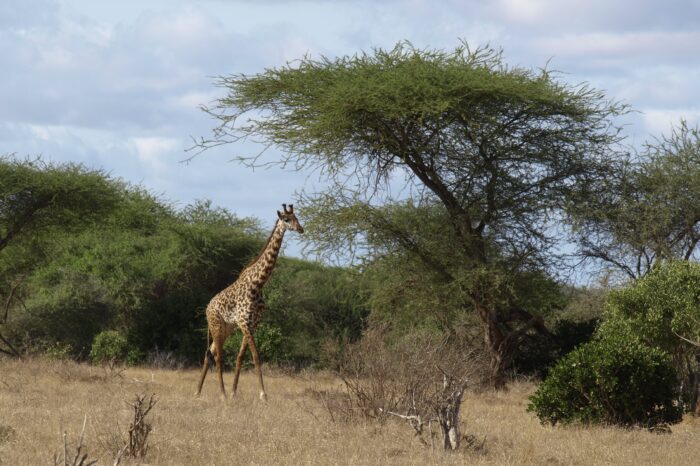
xmin=240 ymin=219 xmax=282 ymax=274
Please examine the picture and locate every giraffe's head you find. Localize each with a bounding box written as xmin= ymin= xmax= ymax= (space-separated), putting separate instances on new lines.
xmin=277 ymin=203 xmax=304 ymax=234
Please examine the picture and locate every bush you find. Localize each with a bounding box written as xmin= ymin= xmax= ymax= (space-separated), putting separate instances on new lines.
xmin=599 ymin=261 xmax=700 ymax=411
xmin=90 ymin=330 xmax=129 ymax=364
xmin=44 ymin=341 xmax=73 ymax=361
xmin=223 ymin=324 xmax=288 ymax=367
xmin=527 ymin=333 xmax=683 ymax=428
xmin=312 ymin=324 xmax=488 ymax=450
xmin=126 ymin=348 xmax=146 ymax=366
xmin=603 ymin=260 xmax=700 ymax=354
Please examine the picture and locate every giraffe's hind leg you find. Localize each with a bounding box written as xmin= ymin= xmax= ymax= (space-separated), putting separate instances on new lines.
xmin=213 ymin=334 xmax=226 ymax=400
xmin=196 ymin=325 xmax=215 ymax=396
xmin=195 ymin=347 xmax=212 ymax=396
xmin=231 ymin=333 xmax=248 ymax=397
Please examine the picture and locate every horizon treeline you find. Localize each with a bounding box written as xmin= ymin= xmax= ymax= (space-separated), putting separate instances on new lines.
xmin=0 ymin=156 xmax=368 ymax=366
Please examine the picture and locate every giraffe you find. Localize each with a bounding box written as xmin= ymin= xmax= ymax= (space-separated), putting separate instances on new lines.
xmin=195 ymin=203 xmax=304 ymax=400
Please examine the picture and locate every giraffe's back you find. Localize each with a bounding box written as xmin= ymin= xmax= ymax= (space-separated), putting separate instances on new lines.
xmin=206 ymin=281 xmax=263 ymax=332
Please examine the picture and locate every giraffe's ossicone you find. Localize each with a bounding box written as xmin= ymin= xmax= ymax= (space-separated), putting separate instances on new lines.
xmin=195 ymin=203 xmax=304 ymax=400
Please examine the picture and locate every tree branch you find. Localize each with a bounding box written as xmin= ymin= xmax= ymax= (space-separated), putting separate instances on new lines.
xmin=0 ymin=331 xmax=21 ymax=358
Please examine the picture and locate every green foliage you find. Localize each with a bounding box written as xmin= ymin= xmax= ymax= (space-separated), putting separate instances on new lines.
xmin=0 ymin=157 xmax=366 ymax=366
xmin=202 ymin=42 xmax=626 ymax=385
xmin=6 ymin=270 xmax=113 ymax=356
xmin=514 ymin=286 xmax=605 ymax=377
xmin=90 ymin=330 xmax=129 ymax=364
xmin=44 ymin=341 xmax=73 ymax=361
xmin=0 ymin=156 xmax=119 ymax=253
xmin=204 ymin=42 xmax=625 ymax=273
xmin=527 ymin=333 xmax=682 ymax=428
xmin=598 ymin=261 xmax=700 ymax=408
xmin=601 ymin=260 xmax=700 ymax=355
xmin=223 ymin=324 xmax=288 ymax=367
xmin=126 ymin=347 xmax=146 ymax=366
xmin=0 ymin=158 xmax=268 ymax=361
xmin=263 ymin=258 xmax=368 ymax=367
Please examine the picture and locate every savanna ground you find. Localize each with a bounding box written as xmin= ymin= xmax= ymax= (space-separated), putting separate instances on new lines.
xmin=1 ymin=357 xmax=699 ymax=465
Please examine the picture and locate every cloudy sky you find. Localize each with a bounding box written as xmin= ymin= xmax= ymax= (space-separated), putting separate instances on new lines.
xmin=2 ymin=0 xmax=699 ymax=256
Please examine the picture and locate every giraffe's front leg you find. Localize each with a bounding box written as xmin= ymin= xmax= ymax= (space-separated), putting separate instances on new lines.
xmin=245 ymin=329 xmax=267 ymax=401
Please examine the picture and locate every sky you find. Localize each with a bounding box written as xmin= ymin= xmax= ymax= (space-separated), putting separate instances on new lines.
xmin=2 ymin=0 xmax=700 ymax=258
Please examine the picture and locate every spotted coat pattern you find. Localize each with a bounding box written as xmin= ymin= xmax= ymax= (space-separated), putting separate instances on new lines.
xmin=196 ymin=204 xmax=303 ymax=400
xmin=205 ymin=221 xmax=285 ymax=342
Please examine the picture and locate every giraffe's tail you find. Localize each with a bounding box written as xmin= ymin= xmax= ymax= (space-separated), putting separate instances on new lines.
xmin=205 ymin=326 xmax=215 ymax=372
xmin=206 ymin=349 xmax=215 ymax=372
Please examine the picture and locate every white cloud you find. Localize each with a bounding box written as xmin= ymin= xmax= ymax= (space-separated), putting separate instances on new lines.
xmin=0 ymin=0 xmax=60 ymax=29
xmin=2 ymin=0 xmax=700 ymax=262
xmin=533 ymin=31 xmax=700 ymax=65
xmin=497 ymin=0 xmax=549 ymax=24
xmin=132 ymin=6 xmax=226 ymax=51
xmin=496 ymin=0 xmax=700 ymax=32
xmin=641 ymin=109 xmax=700 ymax=137
xmin=130 ymin=136 xmax=180 ymax=171
xmin=169 ymin=91 xmax=220 ymax=111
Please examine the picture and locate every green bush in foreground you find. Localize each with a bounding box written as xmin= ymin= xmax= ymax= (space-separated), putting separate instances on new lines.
xmin=90 ymin=330 xmax=129 ymax=364
xmin=527 ymin=333 xmax=682 ymax=428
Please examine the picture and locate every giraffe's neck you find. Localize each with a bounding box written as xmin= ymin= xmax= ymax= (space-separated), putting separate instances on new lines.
xmin=244 ymin=220 xmax=286 ymax=286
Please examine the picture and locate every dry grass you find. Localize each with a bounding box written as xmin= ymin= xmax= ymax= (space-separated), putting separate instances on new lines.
xmin=1 ymin=357 xmax=699 ymax=465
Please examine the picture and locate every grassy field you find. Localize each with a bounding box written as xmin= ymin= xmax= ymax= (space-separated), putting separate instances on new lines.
xmin=1 ymin=357 xmax=699 ymax=465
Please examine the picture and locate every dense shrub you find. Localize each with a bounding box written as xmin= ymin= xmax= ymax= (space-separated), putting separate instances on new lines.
xmin=599 ymin=261 xmax=700 ymax=410
xmin=90 ymin=330 xmax=129 ymax=364
xmin=527 ymin=333 xmax=682 ymax=428
xmin=602 ymin=260 xmax=700 ymax=354
xmin=263 ymin=258 xmax=369 ymax=368
xmin=44 ymin=341 xmax=73 ymax=361
xmin=0 ymin=158 xmax=367 ymax=367
xmin=514 ymin=317 xmax=600 ymax=378
xmin=223 ymin=323 xmax=288 ymax=367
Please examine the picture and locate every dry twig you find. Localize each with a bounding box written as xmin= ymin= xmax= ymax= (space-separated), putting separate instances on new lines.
xmin=53 ymin=415 xmax=97 ymax=466
xmin=126 ymin=393 xmax=157 ymax=458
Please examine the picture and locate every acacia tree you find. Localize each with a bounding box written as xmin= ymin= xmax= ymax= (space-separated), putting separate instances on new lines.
xmin=0 ymin=156 xmax=119 ymax=356
xmin=197 ymin=43 xmax=626 ymax=387
xmin=568 ymin=120 xmax=700 ymax=280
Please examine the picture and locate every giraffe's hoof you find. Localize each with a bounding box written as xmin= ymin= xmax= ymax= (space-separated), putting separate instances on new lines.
xmin=259 ymin=391 xmax=268 ymax=402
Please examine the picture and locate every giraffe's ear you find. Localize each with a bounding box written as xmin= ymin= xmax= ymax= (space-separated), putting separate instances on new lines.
xmin=277 ymin=210 xmax=283 ymax=219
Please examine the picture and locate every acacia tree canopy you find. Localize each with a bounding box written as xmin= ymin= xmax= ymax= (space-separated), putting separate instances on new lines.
xmin=198 ymin=42 xmax=627 ymax=387
xmin=0 ymin=156 xmax=120 ymax=254
xmin=568 ymin=120 xmax=700 ymax=281
xmin=202 ymin=42 xmax=625 ymax=264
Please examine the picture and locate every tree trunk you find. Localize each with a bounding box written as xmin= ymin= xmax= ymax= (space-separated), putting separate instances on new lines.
xmin=692 ymin=354 xmax=700 ymax=416
xmin=477 ymin=303 xmax=510 ymax=390
xmin=488 ymin=347 xmax=510 ymax=390
xmin=438 ymin=374 xmax=465 ymax=451
xmin=0 ymin=331 xmax=21 ymax=358
xmin=475 ymin=298 xmax=554 ymax=389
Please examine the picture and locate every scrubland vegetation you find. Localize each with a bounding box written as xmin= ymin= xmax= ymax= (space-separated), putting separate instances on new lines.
xmin=2 ymin=357 xmax=700 ymax=465
xmin=3 ymin=42 xmax=700 ymax=463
